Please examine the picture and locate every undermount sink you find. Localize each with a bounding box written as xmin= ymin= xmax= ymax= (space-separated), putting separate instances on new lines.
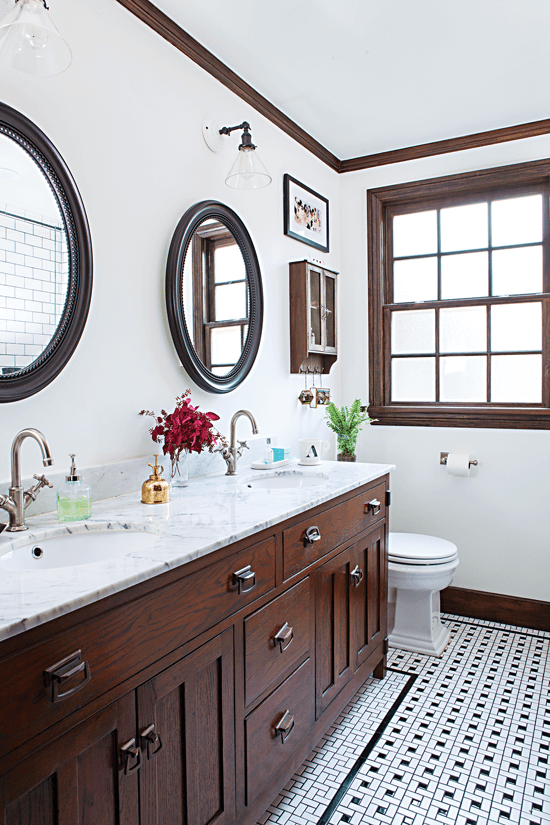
xmin=241 ymin=472 xmax=328 ymax=491
xmin=0 ymin=525 xmax=162 ymax=571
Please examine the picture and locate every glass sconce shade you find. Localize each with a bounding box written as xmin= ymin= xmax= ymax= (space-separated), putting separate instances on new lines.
xmin=0 ymin=0 xmax=72 ymax=76
xmin=225 ymin=146 xmax=272 ymax=190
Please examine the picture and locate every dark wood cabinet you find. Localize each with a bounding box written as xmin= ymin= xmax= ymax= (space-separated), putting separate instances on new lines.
xmin=289 ymin=260 xmax=338 ymax=375
xmin=0 ymin=475 xmax=389 ymax=825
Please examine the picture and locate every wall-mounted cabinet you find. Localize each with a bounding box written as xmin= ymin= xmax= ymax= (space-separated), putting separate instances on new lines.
xmin=289 ymin=260 xmax=338 ymax=375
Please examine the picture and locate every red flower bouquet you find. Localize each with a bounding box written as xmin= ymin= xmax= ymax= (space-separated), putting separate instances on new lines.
xmin=140 ymin=390 xmax=222 ymax=476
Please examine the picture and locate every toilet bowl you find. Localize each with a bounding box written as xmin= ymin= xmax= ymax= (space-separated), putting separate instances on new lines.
xmin=388 ymin=532 xmax=458 ymax=657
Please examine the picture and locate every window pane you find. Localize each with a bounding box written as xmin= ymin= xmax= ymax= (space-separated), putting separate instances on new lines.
xmin=490 ymin=302 xmax=542 ymax=352
xmin=440 ymin=202 xmax=488 ymax=252
xmin=440 ymin=356 xmax=487 ymax=402
xmin=492 ymin=246 xmax=543 ymax=296
xmin=391 ymin=357 xmax=435 ymax=401
xmin=393 ymin=211 xmax=437 ymax=257
xmin=215 ymin=282 xmax=247 ymax=321
xmin=210 ymin=325 xmax=242 ymax=365
xmin=214 ymin=244 xmax=246 ymax=283
xmin=491 ymin=354 xmax=542 ymax=403
xmin=391 ymin=309 xmax=435 ymax=354
xmin=491 ymin=195 xmax=542 ymax=247
xmin=441 ymin=251 xmax=488 ymax=299
xmin=393 ymin=257 xmax=438 ymax=303
xmin=440 ymin=306 xmax=486 ymax=353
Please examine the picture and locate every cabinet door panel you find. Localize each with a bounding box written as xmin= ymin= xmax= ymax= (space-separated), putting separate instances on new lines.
xmin=137 ymin=628 xmax=235 ymax=825
xmin=353 ymin=525 xmax=387 ymax=670
xmin=0 ymin=695 xmax=137 ymax=825
xmin=315 ymin=547 xmax=353 ymax=716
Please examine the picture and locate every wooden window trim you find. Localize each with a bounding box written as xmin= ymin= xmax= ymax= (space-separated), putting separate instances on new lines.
xmin=367 ymin=158 xmax=550 ymax=429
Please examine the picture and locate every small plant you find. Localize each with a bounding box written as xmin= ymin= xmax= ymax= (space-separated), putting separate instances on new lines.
xmin=324 ymin=399 xmax=376 ymax=460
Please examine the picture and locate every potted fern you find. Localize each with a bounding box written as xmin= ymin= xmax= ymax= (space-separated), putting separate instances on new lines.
xmin=324 ymin=399 xmax=376 ymax=462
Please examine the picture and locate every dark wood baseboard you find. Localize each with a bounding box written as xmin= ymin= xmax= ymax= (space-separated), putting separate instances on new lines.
xmin=441 ymin=586 xmax=550 ymax=632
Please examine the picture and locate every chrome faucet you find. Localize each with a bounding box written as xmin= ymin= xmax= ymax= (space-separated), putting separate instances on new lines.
xmin=0 ymin=429 xmax=54 ymax=532
xmin=217 ymin=410 xmax=258 ymax=475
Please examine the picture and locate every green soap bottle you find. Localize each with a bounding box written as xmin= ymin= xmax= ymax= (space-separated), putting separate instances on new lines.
xmin=57 ymin=454 xmax=92 ymax=522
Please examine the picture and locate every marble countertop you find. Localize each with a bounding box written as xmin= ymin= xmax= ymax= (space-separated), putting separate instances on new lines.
xmin=0 ymin=461 xmax=394 ymax=643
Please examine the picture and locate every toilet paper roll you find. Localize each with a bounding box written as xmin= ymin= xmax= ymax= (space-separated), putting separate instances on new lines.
xmin=446 ymin=453 xmax=471 ymax=477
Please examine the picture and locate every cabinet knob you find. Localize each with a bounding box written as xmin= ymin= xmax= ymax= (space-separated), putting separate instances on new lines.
xmin=351 ymin=565 xmax=364 ymax=586
xmin=365 ymin=499 xmax=381 ymax=516
xmin=304 ymin=525 xmax=321 ymax=545
xmin=233 ymin=565 xmax=256 ymax=595
xmin=120 ymin=738 xmax=142 ymax=775
xmin=274 ymin=622 xmax=294 ymax=653
xmin=140 ymin=723 xmax=164 ymax=760
xmin=43 ymin=649 xmax=92 ymax=703
xmin=274 ymin=709 xmax=295 ymax=743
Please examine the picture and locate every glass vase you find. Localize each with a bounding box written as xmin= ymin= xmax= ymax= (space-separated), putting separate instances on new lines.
xmin=336 ymin=433 xmax=357 ymax=462
xmin=170 ymin=450 xmax=189 ymax=487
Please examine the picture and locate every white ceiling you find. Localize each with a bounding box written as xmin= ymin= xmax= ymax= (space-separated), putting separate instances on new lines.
xmin=154 ymin=0 xmax=550 ymax=160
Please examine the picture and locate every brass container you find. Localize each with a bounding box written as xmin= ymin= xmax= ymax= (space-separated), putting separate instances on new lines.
xmin=141 ymin=455 xmax=170 ymax=504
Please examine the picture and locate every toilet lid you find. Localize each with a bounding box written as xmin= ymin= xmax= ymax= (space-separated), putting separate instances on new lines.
xmin=388 ymin=532 xmax=458 ymax=565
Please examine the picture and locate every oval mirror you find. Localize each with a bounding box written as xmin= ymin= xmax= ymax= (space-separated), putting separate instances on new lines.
xmin=166 ymin=201 xmax=263 ymax=393
xmin=0 ymin=103 xmax=92 ymax=402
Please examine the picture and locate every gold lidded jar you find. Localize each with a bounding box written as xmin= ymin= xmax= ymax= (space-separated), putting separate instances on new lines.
xmin=141 ymin=455 xmax=170 ymax=504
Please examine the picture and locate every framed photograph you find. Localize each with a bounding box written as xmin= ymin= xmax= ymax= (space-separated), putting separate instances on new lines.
xmin=315 ymin=387 xmax=331 ymax=406
xmin=284 ymin=174 xmax=329 ymax=253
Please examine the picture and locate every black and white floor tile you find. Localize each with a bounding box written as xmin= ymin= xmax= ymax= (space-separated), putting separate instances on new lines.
xmin=257 ymin=615 xmax=550 ymax=825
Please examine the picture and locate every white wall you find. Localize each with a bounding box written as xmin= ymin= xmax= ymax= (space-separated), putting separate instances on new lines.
xmin=0 ymin=0 xmax=341 ymax=483
xmin=340 ymin=135 xmax=550 ymax=602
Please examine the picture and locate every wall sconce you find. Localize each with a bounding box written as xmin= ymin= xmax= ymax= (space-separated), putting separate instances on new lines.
xmin=0 ymin=0 xmax=72 ymax=76
xmin=202 ymin=117 xmax=272 ymax=190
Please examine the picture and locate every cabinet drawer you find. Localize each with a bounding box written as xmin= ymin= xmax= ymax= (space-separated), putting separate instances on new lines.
xmin=283 ymin=482 xmax=386 ymax=579
xmin=244 ymin=577 xmax=311 ymax=707
xmin=0 ymin=535 xmax=275 ymax=755
xmin=245 ymin=658 xmax=313 ymax=804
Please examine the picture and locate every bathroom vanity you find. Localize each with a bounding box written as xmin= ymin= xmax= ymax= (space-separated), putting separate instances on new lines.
xmin=0 ymin=463 xmax=392 ymax=825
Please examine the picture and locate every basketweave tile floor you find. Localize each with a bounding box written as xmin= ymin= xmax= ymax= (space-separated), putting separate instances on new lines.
xmin=257 ymin=615 xmax=550 ymax=825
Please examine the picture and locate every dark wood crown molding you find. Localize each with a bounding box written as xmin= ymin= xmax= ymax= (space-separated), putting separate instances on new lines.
xmin=114 ymin=0 xmax=340 ymax=172
xmin=115 ymin=0 xmax=550 ymax=175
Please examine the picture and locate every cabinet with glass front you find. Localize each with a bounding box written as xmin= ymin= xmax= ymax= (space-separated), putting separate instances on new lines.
xmin=289 ymin=260 xmax=338 ymax=374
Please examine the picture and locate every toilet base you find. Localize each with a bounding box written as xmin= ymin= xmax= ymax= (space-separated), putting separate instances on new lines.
xmin=389 ymin=621 xmax=450 ymax=657
xmin=388 ymin=587 xmax=451 ymax=657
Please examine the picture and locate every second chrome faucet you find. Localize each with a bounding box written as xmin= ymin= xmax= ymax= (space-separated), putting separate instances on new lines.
xmin=217 ymin=410 xmax=258 ymax=475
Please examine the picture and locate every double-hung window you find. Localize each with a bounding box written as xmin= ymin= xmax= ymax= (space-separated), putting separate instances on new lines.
xmin=367 ymin=159 xmax=550 ymax=428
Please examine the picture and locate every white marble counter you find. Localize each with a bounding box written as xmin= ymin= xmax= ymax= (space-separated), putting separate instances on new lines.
xmin=0 ymin=461 xmax=394 ymax=643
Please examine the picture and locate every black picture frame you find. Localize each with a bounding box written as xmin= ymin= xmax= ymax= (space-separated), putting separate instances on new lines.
xmin=283 ymin=174 xmax=329 ymax=253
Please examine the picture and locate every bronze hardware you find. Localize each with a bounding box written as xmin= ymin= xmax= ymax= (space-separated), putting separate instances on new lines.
xmin=140 ymin=723 xmax=164 ymax=759
xmin=304 ymin=525 xmax=321 ymax=545
xmin=351 ymin=565 xmax=364 ymax=586
xmin=44 ymin=650 xmax=91 ymax=703
xmin=120 ymin=738 xmax=142 ymax=775
xmin=233 ymin=565 xmax=256 ymax=594
xmin=274 ymin=710 xmax=295 ymax=743
xmin=274 ymin=622 xmax=294 ymax=653
xmin=385 ymin=489 xmax=391 ymax=507
xmin=365 ymin=499 xmax=381 ymax=516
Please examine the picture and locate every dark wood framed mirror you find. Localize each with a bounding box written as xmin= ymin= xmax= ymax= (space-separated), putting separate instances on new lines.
xmin=0 ymin=102 xmax=92 ymax=402
xmin=166 ymin=201 xmax=263 ymax=393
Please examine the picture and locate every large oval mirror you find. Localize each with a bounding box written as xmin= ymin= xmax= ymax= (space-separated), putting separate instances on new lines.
xmin=0 ymin=103 xmax=92 ymax=402
xmin=166 ymin=201 xmax=263 ymax=393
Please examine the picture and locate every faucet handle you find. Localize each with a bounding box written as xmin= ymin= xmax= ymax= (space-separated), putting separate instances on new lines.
xmin=33 ymin=474 xmax=54 ymax=489
xmin=237 ymin=440 xmax=249 ymax=451
xmin=25 ymin=474 xmax=54 ymax=503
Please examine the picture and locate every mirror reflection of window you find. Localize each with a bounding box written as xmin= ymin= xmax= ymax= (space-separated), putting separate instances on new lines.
xmin=183 ymin=220 xmax=249 ymax=376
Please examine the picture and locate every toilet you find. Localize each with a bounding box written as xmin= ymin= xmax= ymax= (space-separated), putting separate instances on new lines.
xmin=387 ymin=532 xmax=459 ymax=657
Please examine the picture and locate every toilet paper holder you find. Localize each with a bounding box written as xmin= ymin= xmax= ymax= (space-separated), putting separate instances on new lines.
xmin=440 ymin=452 xmax=478 ymax=468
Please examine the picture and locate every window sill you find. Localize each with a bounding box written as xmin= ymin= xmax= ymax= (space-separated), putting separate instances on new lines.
xmin=367 ymin=405 xmax=550 ymax=429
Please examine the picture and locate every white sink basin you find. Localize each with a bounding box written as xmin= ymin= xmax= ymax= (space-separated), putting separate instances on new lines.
xmin=241 ymin=472 xmax=328 ymax=491
xmin=0 ymin=526 xmax=161 ymax=570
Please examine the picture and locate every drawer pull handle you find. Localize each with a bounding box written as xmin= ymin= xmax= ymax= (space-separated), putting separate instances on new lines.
xmin=44 ymin=650 xmax=92 ymax=703
xmin=120 ymin=739 xmax=142 ymax=775
xmin=233 ymin=565 xmax=256 ymax=594
xmin=140 ymin=723 xmax=164 ymax=760
xmin=304 ymin=525 xmax=321 ymax=545
xmin=351 ymin=565 xmax=364 ymax=586
xmin=274 ymin=622 xmax=294 ymax=653
xmin=274 ymin=710 xmax=295 ymax=743
xmin=365 ymin=499 xmax=381 ymax=516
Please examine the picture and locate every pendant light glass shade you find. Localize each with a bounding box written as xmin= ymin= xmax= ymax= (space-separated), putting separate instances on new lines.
xmin=0 ymin=0 xmax=72 ymax=76
xmin=225 ymin=146 xmax=272 ymax=190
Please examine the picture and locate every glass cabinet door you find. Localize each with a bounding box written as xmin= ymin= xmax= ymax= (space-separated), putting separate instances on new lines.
xmin=323 ymin=272 xmax=337 ymax=353
xmin=307 ymin=266 xmax=324 ymax=352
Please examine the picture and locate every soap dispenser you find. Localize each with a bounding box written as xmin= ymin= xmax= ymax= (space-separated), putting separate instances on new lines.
xmin=57 ymin=454 xmax=92 ymax=522
xmin=141 ymin=455 xmax=170 ymax=504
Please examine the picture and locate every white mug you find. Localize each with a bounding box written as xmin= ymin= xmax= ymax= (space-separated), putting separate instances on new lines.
xmin=299 ymin=438 xmax=330 ymax=465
